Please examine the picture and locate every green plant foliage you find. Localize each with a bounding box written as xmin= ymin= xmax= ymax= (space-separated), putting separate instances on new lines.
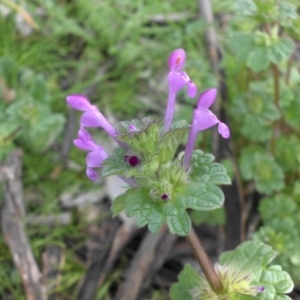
xmin=230 ymin=82 xmax=280 ymax=142
xmin=239 ymin=147 xmax=285 ymax=194
xmin=274 ymin=135 xmax=300 ymax=172
xmin=169 ymin=264 xmax=201 ymax=300
xmin=228 ymin=33 xmax=294 ymax=73
xmin=220 ymin=241 xmax=294 ymax=300
xmin=170 ymin=241 xmax=294 ymax=300
xmin=110 ymin=129 xmax=230 ymax=235
xmin=255 ymin=194 xmax=300 ymax=284
xmin=0 ymin=56 xmax=65 ymax=155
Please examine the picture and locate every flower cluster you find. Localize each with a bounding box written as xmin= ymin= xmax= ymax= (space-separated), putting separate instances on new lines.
xmin=66 ymin=49 xmax=230 ymax=183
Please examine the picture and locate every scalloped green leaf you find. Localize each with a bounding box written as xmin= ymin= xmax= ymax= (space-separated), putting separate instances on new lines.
xmin=220 ymin=241 xmax=277 ymax=280
xmin=274 ymin=134 xmax=300 ymax=173
xmin=247 ymin=47 xmax=270 ymax=72
xmin=169 ymin=264 xmax=201 ymax=300
xmin=141 ymin=155 xmax=160 ymax=175
xmin=220 ymin=241 xmax=293 ymax=299
xmin=170 ymin=120 xmax=189 ymax=130
xmin=178 ymin=183 xmax=224 ymax=211
xmin=101 ymin=147 xmax=130 ymax=177
xmin=239 ymin=149 xmax=285 ymax=195
xmin=258 ymin=194 xmax=297 ymax=222
xmin=123 ymin=187 xmax=165 ymax=233
xmin=269 ymin=38 xmax=294 ymax=64
xmin=166 ymin=209 xmax=191 ymax=236
xmin=171 ymin=241 xmax=293 ymax=300
xmin=259 ymin=266 xmax=294 ymax=300
xmin=111 ymin=194 xmax=127 ymax=217
xmin=117 ymin=121 xmax=161 ymax=159
xmin=190 ymin=150 xmax=215 ymax=167
xmin=191 ymin=161 xmax=231 ymax=185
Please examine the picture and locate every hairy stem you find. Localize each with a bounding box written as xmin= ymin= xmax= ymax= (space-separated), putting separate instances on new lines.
xmin=186 ymin=227 xmax=224 ymax=293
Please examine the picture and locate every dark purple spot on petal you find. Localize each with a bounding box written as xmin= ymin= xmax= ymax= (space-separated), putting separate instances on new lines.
xmin=161 ymin=194 xmax=169 ymax=200
xmin=124 ymin=155 xmax=141 ymax=166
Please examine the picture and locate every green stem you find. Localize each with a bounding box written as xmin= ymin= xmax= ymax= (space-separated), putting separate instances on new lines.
xmin=270 ymin=63 xmax=280 ymax=153
xmin=186 ymin=227 xmax=224 ymax=293
xmin=272 ymin=64 xmax=280 ymax=108
xmin=285 ymin=52 xmax=294 ymax=86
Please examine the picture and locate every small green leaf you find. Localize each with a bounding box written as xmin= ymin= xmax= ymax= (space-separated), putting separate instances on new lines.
xmin=259 ymin=266 xmax=294 ymax=300
xmin=191 ymin=161 xmax=231 ymax=185
xmin=167 ymin=209 xmax=191 ymax=235
xmin=247 ymin=48 xmax=270 ymax=72
xmin=123 ymin=187 xmax=165 ymax=233
xmin=111 ymin=194 xmax=127 ymax=217
xmin=141 ymin=155 xmax=160 ymax=175
xmin=220 ymin=241 xmax=294 ymax=300
xmin=102 ymin=147 xmax=129 ymax=177
xmin=269 ymin=38 xmax=294 ymax=64
xmin=274 ymin=134 xmax=300 ymax=172
xmin=170 ymin=120 xmax=189 ymax=130
xmin=220 ymin=241 xmax=277 ymax=280
xmin=171 ymin=241 xmax=293 ymax=300
xmin=259 ymin=194 xmax=297 ymax=222
xmin=239 ymin=148 xmax=285 ymax=194
xmin=170 ymin=264 xmax=201 ymax=300
xmin=228 ymin=33 xmax=256 ymax=62
xmin=117 ymin=120 xmax=161 ymax=159
xmin=179 ymin=183 xmax=225 ymax=211
xmin=159 ymin=127 xmax=189 ymax=164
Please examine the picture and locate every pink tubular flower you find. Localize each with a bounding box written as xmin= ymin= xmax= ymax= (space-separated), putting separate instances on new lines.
xmin=66 ymin=94 xmax=118 ymax=139
xmin=74 ymin=127 xmax=108 ymax=181
xmin=183 ymin=88 xmax=230 ymax=169
xmin=163 ymin=49 xmax=197 ymax=132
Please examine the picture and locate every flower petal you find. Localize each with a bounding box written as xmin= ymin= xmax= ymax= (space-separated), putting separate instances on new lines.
xmin=168 ymin=48 xmax=186 ymax=72
xmin=73 ymin=138 xmax=93 ymax=151
xmin=73 ymin=128 xmax=97 ymax=151
xmin=187 ymin=81 xmax=197 ymax=98
xmin=86 ymin=149 xmax=108 ymax=168
xmin=168 ymin=72 xmax=188 ymax=92
xmin=66 ymin=94 xmax=94 ymax=111
xmin=86 ymin=167 xmax=98 ymax=181
xmin=197 ymin=88 xmax=217 ymax=109
xmin=78 ymin=127 xmax=91 ymax=140
xmin=218 ymin=122 xmax=230 ymax=138
xmin=193 ymin=109 xmax=218 ymax=131
xmin=80 ymin=112 xmax=103 ymax=127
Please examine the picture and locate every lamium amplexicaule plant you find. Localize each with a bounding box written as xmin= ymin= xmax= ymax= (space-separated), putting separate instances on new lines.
xmin=66 ymin=49 xmax=293 ymax=300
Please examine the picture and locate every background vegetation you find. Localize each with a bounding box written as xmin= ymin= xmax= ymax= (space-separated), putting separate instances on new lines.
xmin=0 ymin=0 xmax=300 ymax=299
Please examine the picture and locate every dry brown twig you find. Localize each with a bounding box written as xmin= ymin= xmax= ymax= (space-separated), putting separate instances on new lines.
xmin=0 ymin=150 xmax=46 ymax=300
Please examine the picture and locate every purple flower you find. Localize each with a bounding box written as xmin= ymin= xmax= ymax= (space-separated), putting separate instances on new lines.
xmin=66 ymin=94 xmax=118 ymax=139
xmin=163 ymin=49 xmax=197 ymax=132
xmin=74 ymin=127 xmax=108 ymax=181
xmin=183 ymin=88 xmax=230 ymax=169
